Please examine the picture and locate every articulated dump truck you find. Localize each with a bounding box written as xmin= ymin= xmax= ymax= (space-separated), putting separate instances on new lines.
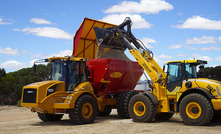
xmin=21 ymin=18 xmax=142 ymax=124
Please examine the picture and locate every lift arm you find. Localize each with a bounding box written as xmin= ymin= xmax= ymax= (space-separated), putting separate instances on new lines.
xmin=94 ymin=17 xmax=167 ymax=86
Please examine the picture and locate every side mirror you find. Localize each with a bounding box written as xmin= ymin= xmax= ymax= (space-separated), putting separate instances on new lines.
xmin=198 ymin=65 xmax=204 ymax=78
xmin=163 ymin=64 xmax=166 ymax=72
xmin=33 ymin=64 xmax=37 ymax=74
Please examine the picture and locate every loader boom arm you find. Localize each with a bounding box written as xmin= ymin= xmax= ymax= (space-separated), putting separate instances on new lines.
xmin=114 ymin=17 xmax=167 ymax=85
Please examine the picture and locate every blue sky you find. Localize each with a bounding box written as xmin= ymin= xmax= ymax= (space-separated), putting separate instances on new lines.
xmin=0 ymin=0 xmax=221 ymax=73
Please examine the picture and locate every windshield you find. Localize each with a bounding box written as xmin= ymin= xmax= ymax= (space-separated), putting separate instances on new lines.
xmin=167 ymin=63 xmax=182 ymax=84
xmin=52 ymin=60 xmax=67 ymax=81
xmin=51 ymin=59 xmax=87 ymax=91
xmin=185 ymin=64 xmax=197 ymax=79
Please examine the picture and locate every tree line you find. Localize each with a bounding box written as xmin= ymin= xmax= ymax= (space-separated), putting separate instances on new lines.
xmin=0 ymin=65 xmax=221 ymax=105
xmin=0 ymin=64 xmax=51 ymax=105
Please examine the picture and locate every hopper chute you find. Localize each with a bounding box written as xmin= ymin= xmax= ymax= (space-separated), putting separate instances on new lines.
xmin=73 ymin=18 xmax=130 ymax=61
xmin=72 ymin=18 xmax=116 ymax=59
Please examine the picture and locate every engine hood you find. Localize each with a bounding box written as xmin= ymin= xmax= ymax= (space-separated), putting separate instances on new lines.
xmin=187 ymin=78 xmax=221 ymax=97
xmin=24 ymin=80 xmax=65 ymax=89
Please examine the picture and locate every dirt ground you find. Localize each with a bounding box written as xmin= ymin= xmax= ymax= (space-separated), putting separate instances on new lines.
xmin=0 ymin=106 xmax=221 ymax=134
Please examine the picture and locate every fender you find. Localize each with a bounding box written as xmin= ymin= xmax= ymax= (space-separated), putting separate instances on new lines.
xmin=177 ymin=87 xmax=215 ymax=110
xmin=143 ymin=91 xmax=159 ymax=105
xmin=66 ymin=81 xmax=98 ymax=108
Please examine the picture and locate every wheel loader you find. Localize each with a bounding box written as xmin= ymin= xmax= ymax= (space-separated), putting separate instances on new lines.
xmin=93 ymin=17 xmax=221 ymax=125
xmin=20 ymin=18 xmax=143 ymax=124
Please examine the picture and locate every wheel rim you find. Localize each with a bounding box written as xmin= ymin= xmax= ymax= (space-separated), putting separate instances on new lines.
xmin=133 ymin=101 xmax=146 ymax=116
xmin=82 ymin=103 xmax=93 ymax=119
xmin=186 ymin=102 xmax=202 ymax=119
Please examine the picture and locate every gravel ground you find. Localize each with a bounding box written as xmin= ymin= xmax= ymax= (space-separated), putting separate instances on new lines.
xmin=0 ymin=106 xmax=221 ymax=134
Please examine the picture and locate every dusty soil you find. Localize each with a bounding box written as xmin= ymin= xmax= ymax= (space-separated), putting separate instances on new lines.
xmin=0 ymin=106 xmax=221 ymax=134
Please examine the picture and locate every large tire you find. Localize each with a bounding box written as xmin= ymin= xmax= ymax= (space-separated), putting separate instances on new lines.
xmin=69 ymin=95 xmax=97 ymax=125
xmin=155 ymin=113 xmax=174 ymax=121
xmin=179 ymin=93 xmax=214 ymax=126
xmin=37 ymin=113 xmax=63 ymax=122
xmin=129 ymin=93 xmax=156 ymax=122
xmin=97 ymin=106 xmax=112 ymax=116
xmin=116 ymin=90 xmax=138 ymax=119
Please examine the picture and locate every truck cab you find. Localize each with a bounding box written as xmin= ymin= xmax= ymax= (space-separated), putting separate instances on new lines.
xmin=49 ymin=57 xmax=87 ymax=91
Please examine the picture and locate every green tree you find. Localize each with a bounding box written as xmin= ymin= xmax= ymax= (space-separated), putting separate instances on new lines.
xmin=203 ymin=66 xmax=221 ymax=81
xmin=0 ymin=68 xmax=6 ymax=78
xmin=0 ymin=64 xmax=51 ymax=105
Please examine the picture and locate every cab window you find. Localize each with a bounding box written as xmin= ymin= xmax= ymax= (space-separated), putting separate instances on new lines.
xmin=185 ymin=64 xmax=197 ymax=79
xmin=167 ymin=63 xmax=182 ymax=84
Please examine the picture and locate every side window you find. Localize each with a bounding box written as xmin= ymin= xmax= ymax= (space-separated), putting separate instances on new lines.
xmin=185 ymin=64 xmax=191 ymax=79
xmin=79 ymin=62 xmax=87 ymax=82
xmin=167 ymin=63 xmax=182 ymax=84
xmin=185 ymin=64 xmax=197 ymax=78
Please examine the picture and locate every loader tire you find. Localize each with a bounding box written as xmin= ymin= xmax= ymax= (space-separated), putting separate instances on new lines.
xmin=69 ymin=95 xmax=97 ymax=125
xmin=129 ymin=93 xmax=156 ymax=122
xmin=37 ymin=113 xmax=63 ymax=122
xmin=154 ymin=113 xmax=174 ymax=121
xmin=97 ymin=106 xmax=112 ymax=116
xmin=116 ymin=90 xmax=139 ymax=119
xmin=179 ymin=93 xmax=214 ymax=126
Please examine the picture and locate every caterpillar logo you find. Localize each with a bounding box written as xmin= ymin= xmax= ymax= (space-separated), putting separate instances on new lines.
xmin=207 ymin=85 xmax=216 ymax=93
xmin=110 ymin=72 xmax=122 ymax=78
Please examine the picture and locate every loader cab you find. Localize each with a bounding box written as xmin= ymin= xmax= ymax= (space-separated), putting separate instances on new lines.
xmin=166 ymin=60 xmax=207 ymax=92
xmin=50 ymin=57 xmax=87 ymax=91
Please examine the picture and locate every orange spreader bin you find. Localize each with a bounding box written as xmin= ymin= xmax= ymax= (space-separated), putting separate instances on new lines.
xmin=72 ymin=18 xmax=116 ymax=59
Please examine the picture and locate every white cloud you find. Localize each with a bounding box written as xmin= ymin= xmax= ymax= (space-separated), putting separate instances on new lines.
xmin=141 ymin=37 xmax=157 ymax=48
xmin=218 ymin=36 xmax=221 ymax=42
xmin=157 ymin=54 xmax=172 ymax=59
xmin=176 ymin=54 xmax=188 ymax=57
xmin=104 ymin=0 xmax=173 ymax=14
xmin=215 ymin=57 xmax=221 ymax=62
xmin=54 ymin=49 xmax=72 ymax=57
xmin=154 ymin=54 xmax=172 ymax=64
xmin=192 ymin=54 xmax=213 ymax=61
xmin=0 ymin=61 xmax=25 ymax=70
xmin=0 ymin=17 xmax=12 ymax=25
xmin=30 ymin=18 xmax=52 ymax=24
xmin=14 ymin=27 xmax=73 ymax=39
xmin=0 ymin=46 xmax=19 ymax=55
xmin=200 ymin=46 xmax=221 ymax=51
xmin=101 ymin=14 xmax=152 ymax=29
xmin=32 ymin=49 xmax=72 ymax=59
xmin=173 ymin=16 xmax=221 ymax=30
xmin=28 ymin=59 xmax=40 ymax=67
xmin=185 ymin=36 xmax=216 ymax=44
xmin=185 ymin=46 xmax=197 ymax=50
xmin=168 ymin=44 xmax=182 ymax=49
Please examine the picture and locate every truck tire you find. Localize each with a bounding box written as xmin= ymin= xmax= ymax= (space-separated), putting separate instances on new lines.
xmin=179 ymin=93 xmax=214 ymax=126
xmin=116 ymin=90 xmax=138 ymax=119
xmin=69 ymin=95 xmax=97 ymax=125
xmin=129 ymin=93 xmax=156 ymax=122
xmin=37 ymin=113 xmax=63 ymax=122
xmin=97 ymin=106 xmax=112 ymax=116
xmin=154 ymin=113 xmax=174 ymax=121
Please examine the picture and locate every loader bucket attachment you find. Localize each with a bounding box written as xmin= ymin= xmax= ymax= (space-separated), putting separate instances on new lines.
xmin=93 ymin=27 xmax=130 ymax=60
xmin=93 ymin=27 xmax=127 ymax=50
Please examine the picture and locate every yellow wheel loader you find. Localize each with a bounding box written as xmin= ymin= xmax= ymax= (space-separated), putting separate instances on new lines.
xmin=93 ymin=17 xmax=221 ymax=125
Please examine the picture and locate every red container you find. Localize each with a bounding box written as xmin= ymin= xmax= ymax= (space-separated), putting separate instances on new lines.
xmin=87 ymin=58 xmax=143 ymax=96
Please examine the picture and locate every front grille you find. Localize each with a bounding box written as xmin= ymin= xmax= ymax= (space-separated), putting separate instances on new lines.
xmin=23 ymin=88 xmax=37 ymax=103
